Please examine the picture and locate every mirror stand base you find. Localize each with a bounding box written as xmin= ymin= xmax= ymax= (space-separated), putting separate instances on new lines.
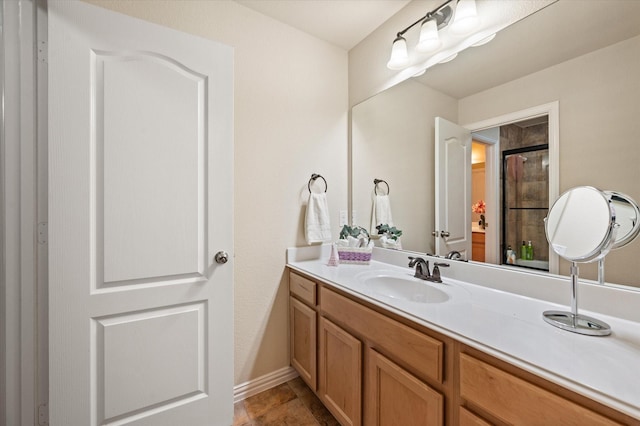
xmin=542 ymin=310 xmax=612 ymax=336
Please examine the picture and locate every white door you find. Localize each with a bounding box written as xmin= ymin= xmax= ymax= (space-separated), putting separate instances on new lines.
xmin=48 ymin=2 xmax=233 ymax=425
xmin=434 ymin=117 xmax=472 ymax=258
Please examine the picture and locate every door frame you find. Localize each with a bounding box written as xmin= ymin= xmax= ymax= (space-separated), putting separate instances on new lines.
xmin=1 ymin=0 xmax=47 ymax=424
xmin=463 ymin=101 xmax=559 ymax=274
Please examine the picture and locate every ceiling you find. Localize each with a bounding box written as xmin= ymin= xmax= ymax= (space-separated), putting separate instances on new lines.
xmin=234 ymin=0 xmax=411 ymax=50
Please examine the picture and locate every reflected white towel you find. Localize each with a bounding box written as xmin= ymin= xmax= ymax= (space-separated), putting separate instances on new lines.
xmin=370 ymin=194 xmax=393 ymax=234
xmin=305 ymin=192 xmax=332 ymax=244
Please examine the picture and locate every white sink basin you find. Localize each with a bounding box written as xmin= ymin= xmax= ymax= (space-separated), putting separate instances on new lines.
xmin=357 ymin=272 xmax=450 ymax=304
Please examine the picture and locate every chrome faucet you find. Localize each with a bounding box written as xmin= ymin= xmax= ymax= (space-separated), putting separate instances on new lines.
xmin=408 ymin=257 xmax=430 ymax=280
xmin=445 ymin=250 xmax=463 ymax=260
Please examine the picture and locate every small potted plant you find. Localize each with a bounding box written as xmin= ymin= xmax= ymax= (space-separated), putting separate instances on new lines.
xmin=335 ymin=225 xmax=373 ymax=264
xmin=375 ymin=224 xmax=403 ymax=250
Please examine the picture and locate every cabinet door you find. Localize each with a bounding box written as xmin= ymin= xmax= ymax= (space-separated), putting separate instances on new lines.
xmin=460 ymin=353 xmax=619 ymax=425
xmin=290 ymin=297 xmax=317 ymax=390
xmin=459 ymin=407 xmax=492 ymax=426
xmin=367 ymin=349 xmax=443 ymax=426
xmin=319 ymin=317 xmax=362 ymax=426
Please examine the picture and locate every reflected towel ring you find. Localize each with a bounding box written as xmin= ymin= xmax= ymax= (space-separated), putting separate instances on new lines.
xmin=308 ymin=173 xmax=328 ymax=193
xmin=374 ymin=178 xmax=390 ymax=195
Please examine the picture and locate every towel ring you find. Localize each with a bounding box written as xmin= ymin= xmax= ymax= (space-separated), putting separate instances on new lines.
xmin=374 ymin=178 xmax=390 ymax=195
xmin=308 ymin=173 xmax=328 ymax=193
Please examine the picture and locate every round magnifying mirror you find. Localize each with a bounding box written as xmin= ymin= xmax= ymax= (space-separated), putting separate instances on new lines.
xmin=545 ymin=186 xmax=617 ymax=263
xmin=606 ymin=191 xmax=640 ymax=250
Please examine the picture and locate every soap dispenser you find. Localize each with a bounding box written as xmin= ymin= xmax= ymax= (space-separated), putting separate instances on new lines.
xmin=526 ymin=240 xmax=534 ymax=260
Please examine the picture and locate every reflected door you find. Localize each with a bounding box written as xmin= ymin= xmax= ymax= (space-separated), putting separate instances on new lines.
xmin=49 ymin=2 xmax=233 ymax=424
xmin=435 ymin=118 xmax=472 ymax=258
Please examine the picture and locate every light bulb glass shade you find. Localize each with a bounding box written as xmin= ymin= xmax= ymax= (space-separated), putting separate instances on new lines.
xmin=439 ymin=53 xmax=458 ymax=64
xmin=451 ymin=0 xmax=479 ymax=34
xmin=387 ymin=36 xmax=410 ymax=70
xmin=416 ymin=19 xmax=441 ymax=53
xmin=471 ymin=33 xmax=496 ymax=47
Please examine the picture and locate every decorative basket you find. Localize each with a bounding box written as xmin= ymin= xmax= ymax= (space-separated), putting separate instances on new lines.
xmin=337 ymin=246 xmax=373 ymax=264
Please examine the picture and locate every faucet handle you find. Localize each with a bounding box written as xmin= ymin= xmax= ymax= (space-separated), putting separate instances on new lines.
xmin=428 ymin=262 xmax=450 ymax=283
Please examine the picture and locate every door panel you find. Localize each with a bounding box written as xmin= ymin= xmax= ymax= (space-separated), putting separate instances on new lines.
xmin=435 ymin=117 xmax=472 ymax=258
xmin=97 ymin=303 xmax=205 ymax=420
xmin=49 ymin=2 xmax=233 ymax=425
xmin=99 ymin=53 xmax=205 ymax=285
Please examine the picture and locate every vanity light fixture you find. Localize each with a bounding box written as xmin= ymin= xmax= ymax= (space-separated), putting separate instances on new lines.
xmin=387 ymin=35 xmax=410 ymax=69
xmin=386 ymin=0 xmax=484 ymax=71
xmin=450 ymin=0 xmax=479 ymax=34
xmin=416 ymin=18 xmax=442 ymax=53
xmin=386 ymin=0 xmax=455 ymax=70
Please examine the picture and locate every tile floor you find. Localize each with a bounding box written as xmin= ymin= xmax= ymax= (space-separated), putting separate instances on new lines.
xmin=233 ymin=377 xmax=340 ymax=426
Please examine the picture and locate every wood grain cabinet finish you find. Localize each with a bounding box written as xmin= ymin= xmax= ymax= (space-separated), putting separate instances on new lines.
xmin=288 ymin=269 xmax=635 ymax=425
xmin=290 ymin=296 xmax=317 ymax=390
xmin=459 ymin=407 xmax=492 ymax=426
xmin=320 ymin=286 xmax=443 ymax=384
xmin=459 ymin=353 xmax=620 ymax=425
xmin=290 ymin=271 xmax=317 ymax=306
xmin=318 ymin=317 xmax=362 ymax=426
xmin=367 ymin=348 xmax=443 ymax=426
xmin=471 ymin=232 xmax=485 ymax=262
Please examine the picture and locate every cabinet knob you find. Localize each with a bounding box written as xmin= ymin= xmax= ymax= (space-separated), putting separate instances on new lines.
xmin=441 ymin=231 xmax=450 ymax=238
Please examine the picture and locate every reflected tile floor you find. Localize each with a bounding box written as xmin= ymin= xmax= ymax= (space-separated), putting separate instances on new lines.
xmin=233 ymin=377 xmax=340 ymax=426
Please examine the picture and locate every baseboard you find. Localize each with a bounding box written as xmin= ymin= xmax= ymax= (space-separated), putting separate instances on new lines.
xmin=233 ymin=366 xmax=299 ymax=403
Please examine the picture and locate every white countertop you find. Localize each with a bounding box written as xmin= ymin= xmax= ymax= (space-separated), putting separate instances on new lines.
xmin=287 ymin=246 xmax=640 ymax=420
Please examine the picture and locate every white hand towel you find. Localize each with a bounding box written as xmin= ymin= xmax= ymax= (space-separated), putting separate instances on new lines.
xmin=371 ymin=194 xmax=393 ymax=234
xmin=305 ymin=192 xmax=332 ymax=244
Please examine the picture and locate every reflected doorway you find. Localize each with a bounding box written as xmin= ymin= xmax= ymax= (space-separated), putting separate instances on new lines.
xmin=471 ymin=142 xmax=488 ymax=262
xmin=470 ymin=116 xmax=551 ymax=271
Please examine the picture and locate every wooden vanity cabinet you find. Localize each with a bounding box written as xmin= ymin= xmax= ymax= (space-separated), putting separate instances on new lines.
xmin=289 ymin=272 xmax=317 ymax=390
xmin=289 ymin=269 xmax=449 ymax=425
xmin=289 ymin=269 xmax=637 ymax=425
xmin=471 ymin=232 xmax=485 ymax=262
xmin=458 ymin=347 xmax=635 ymax=425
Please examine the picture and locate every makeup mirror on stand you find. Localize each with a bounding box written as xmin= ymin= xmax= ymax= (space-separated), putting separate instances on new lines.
xmin=597 ymin=192 xmax=640 ymax=285
xmin=543 ymin=186 xmax=620 ymax=336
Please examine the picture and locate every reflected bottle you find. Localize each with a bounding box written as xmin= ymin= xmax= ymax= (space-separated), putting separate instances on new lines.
xmin=521 ymin=241 xmax=526 ymax=260
xmin=526 ymin=240 xmax=534 ymax=260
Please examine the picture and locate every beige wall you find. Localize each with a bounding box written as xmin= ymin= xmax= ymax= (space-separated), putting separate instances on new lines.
xmin=83 ymin=0 xmax=348 ymax=385
xmin=460 ymin=35 xmax=640 ymax=286
xmin=352 ymin=80 xmax=457 ymax=253
xmin=348 ymin=0 xmax=442 ymax=107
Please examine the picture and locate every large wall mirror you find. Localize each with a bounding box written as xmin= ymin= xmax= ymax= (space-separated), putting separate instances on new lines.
xmin=351 ymin=0 xmax=640 ymax=289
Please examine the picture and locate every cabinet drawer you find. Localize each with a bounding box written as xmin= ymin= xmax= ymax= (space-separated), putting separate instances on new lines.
xmin=321 ymin=287 xmax=443 ymax=384
xmin=460 ymin=353 xmax=619 ymax=425
xmin=290 ymin=271 xmax=317 ymax=306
